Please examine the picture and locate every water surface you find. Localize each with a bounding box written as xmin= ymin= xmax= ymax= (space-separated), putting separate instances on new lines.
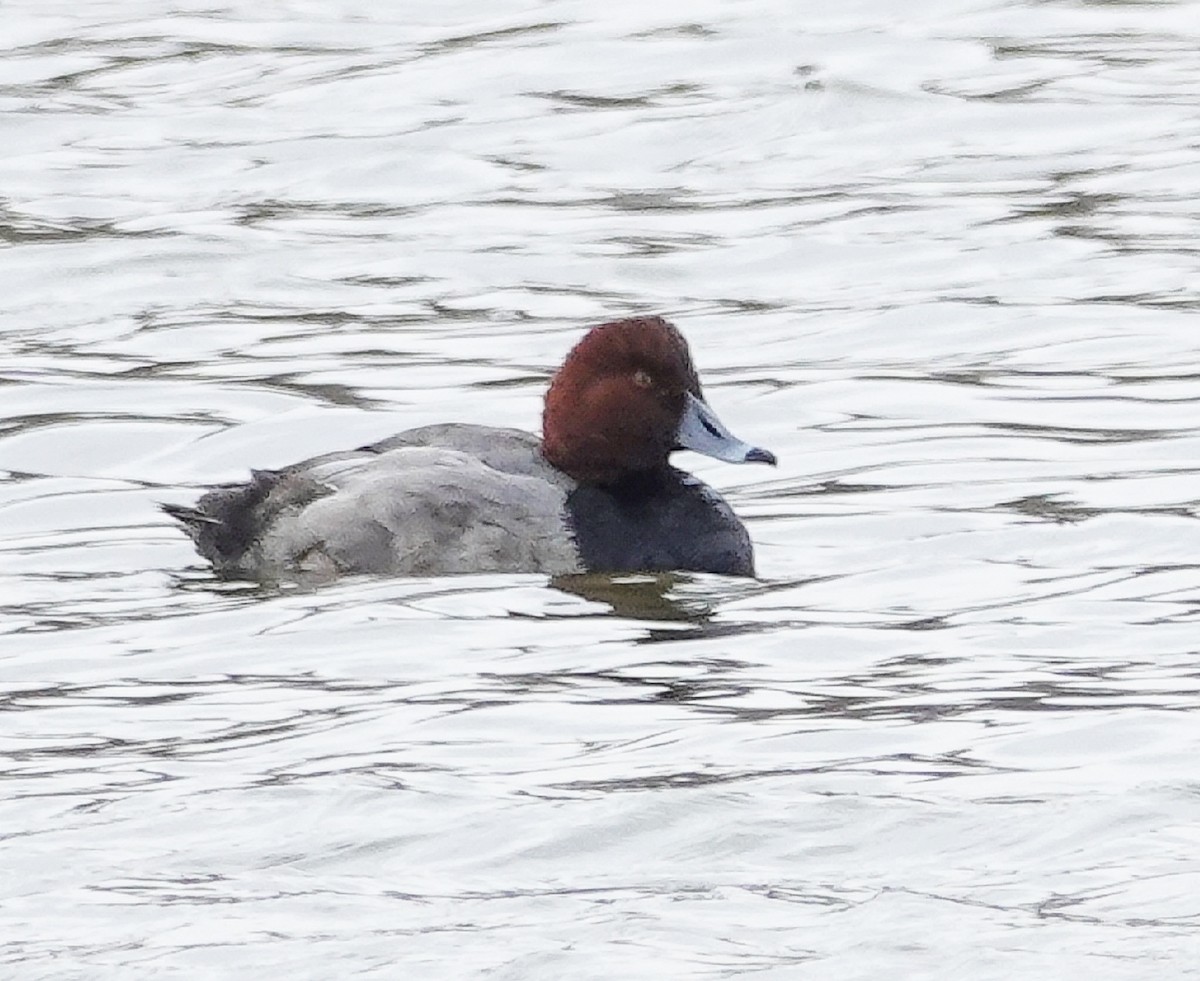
xmin=3 ymin=1 xmax=1200 ymax=978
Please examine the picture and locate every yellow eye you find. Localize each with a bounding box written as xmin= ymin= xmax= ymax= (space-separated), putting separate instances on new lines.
xmin=632 ymin=369 xmax=654 ymax=389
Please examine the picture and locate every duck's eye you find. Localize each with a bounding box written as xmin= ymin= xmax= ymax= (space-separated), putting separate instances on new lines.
xmin=632 ymin=369 xmax=654 ymax=389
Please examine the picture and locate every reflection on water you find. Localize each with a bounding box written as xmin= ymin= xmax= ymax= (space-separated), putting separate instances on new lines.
xmin=4 ymin=0 xmax=1200 ymax=977
xmin=553 ymin=573 xmax=719 ymax=623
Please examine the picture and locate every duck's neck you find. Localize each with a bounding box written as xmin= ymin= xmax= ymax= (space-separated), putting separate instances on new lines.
xmin=595 ymin=467 xmax=675 ymax=501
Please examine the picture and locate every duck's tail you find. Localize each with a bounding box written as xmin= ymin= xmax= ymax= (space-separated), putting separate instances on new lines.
xmin=160 ymin=502 xmax=222 ymax=532
xmin=160 ymin=470 xmax=284 ymax=570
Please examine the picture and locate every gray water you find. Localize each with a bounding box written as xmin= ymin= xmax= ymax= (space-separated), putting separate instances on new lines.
xmin=3 ymin=1 xmax=1200 ymax=977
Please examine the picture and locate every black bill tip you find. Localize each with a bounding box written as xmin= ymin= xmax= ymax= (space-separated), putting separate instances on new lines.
xmin=744 ymin=446 xmax=777 ymax=466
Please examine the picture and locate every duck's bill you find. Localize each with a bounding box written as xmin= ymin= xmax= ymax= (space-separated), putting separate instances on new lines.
xmin=676 ymin=392 xmax=777 ymax=466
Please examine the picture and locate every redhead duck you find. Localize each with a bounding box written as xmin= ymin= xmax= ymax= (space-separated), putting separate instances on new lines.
xmin=164 ymin=316 xmax=775 ymax=579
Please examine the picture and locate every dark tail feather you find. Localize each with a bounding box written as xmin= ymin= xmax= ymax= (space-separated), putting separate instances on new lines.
xmin=160 ymin=471 xmax=285 ymax=570
xmin=161 ymin=502 xmax=222 ymax=531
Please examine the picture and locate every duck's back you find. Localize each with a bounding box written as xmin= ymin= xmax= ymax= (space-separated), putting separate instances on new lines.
xmin=167 ymin=425 xmax=582 ymax=578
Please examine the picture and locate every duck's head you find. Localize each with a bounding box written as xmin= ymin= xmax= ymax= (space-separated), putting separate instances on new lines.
xmin=542 ymin=316 xmax=776 ymax=485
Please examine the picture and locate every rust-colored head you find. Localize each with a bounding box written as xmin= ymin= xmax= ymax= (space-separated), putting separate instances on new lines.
xmin=542 ymin=316 xmax=775 ymax=485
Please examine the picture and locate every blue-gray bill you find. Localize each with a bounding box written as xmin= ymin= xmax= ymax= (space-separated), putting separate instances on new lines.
xmin=675 ymin=392 xmax=777 ymax=467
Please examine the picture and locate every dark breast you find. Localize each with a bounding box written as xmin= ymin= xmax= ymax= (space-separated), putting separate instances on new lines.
xmin=564 ymin=469 xmax=755 ymax=577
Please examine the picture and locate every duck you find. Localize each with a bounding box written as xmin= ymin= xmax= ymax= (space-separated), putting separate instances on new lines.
xmin=164 ymin=315 xmax=776 ymax=579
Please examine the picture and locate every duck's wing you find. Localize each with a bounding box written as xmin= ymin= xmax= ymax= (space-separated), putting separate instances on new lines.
xmin=164 ymin=425 xmax=579 ymax=579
